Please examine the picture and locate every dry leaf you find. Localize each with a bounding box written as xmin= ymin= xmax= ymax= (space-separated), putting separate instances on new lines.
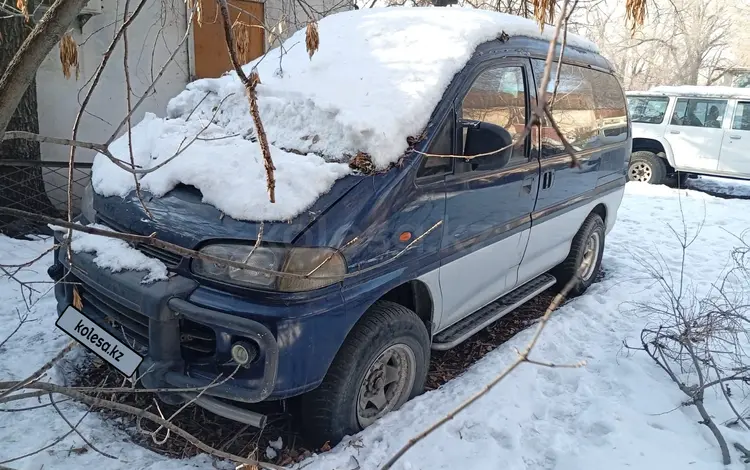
xmin=320 ymin=441 xmax=332 ymax=452
xmin=188 ymin=0 xmax=203 ymax=27
xmin=249 ymin=70 xmax=261 ymax=88
xmin=232 ymin=20 xmax=253 ymax=65
xmin=626 ymin=0 xmax=646 ymax=35
xmin=16 ymin=0 xmax=29 ymax=22
xmin=532 ymin=0 xmax=551 ymax=30
xmin=72 ymin=286 xmax=83 ymax=310
xmin=306 ymin=21 xmax=319 ymax=59
xmin=59 ymin=33 xmax=80 ymax=80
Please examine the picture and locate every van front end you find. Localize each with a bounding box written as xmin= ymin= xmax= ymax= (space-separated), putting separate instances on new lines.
xmin=48 ymin=233 xmax=365 ymax=426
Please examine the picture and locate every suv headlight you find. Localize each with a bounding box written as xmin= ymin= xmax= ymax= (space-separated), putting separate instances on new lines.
xmin=191 ymin=244 xmax=346 ymax=292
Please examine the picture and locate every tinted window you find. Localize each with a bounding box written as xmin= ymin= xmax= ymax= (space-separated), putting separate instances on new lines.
xmin=589 ymin=70 xmax=628 ymax=142
xmin=671 ymin=98 xmax=727 ymax=128
xmin=417 ymin=116 xmax=453 ymax=177
xmin=461 ymin=65 xmax=527 ymax=170
xmin=732 ymin=102 xmax=750 ymax=131
xmin=627 ymin=96 xmax=669 ymax=124
xmin=533 ymin=60 xmax=597 ymax=157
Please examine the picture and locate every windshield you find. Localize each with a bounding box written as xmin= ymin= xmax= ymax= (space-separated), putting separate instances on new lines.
xmin=627 ymin=96 xmax=670 ymax=124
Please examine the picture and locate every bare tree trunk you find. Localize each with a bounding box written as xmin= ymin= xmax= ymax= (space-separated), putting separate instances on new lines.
xmin=0 ymin=0 xmax=90 ymax=138
xmin=0 ymin=12 xmax=62 ymax=237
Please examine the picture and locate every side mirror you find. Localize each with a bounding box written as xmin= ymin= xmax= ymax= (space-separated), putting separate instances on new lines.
xmin=461 ymin=120 xmax=514 ymax=170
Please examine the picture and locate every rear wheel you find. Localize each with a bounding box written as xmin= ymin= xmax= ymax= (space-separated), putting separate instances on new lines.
xmin=551 ymin=213 xmax=605 ymax=296
xmin=301 ymin=301 xmax=430 ymax=446
xmin=628 ymin=151 xmax=667 ymax=185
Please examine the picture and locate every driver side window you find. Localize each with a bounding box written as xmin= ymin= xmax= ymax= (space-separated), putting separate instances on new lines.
xmin=461 ymin=65 xmax=527 ymax=171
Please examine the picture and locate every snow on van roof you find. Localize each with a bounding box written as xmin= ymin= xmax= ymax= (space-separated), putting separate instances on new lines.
xmin=648 ymin=85 xmax=750 ymax=98
xmin=93 ymin=7 xmax=598 ymax=222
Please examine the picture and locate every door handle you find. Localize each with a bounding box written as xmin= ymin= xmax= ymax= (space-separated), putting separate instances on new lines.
xmin=541 ymin=170 xmax=555 ymax=189
xmin=521 ymin=176 xmax=534 ymax=194
xmin=669 ymin=130 xmax=681 ymax=134
xmin=730 ymin=135 xmax=742 ymax=140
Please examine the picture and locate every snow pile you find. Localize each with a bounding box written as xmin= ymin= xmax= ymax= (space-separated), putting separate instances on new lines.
xmin=53 ymin=224 xmax=168 ymax=283
xmin=93 ymin=7 xmax=598 ymax=222
xmin=651 ymin=85 xmax=750 ymax=98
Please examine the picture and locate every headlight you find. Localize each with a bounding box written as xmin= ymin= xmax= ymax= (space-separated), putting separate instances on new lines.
xmin=192 ymin=244 xmax=346 ymax=292
xmin=81 ymin=182 xmax=96 ymax=223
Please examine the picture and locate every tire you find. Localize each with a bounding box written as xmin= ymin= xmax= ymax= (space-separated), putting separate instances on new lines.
xmin=551 ymin=213 xmax=605 ymax=297
xmin=300 ymin=301 xmax=430 ymax=446
xmin=628 ymin=151 xmax=667 ymax=185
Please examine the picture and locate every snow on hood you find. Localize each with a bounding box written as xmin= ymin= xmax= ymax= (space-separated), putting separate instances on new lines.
xmin=92 ymin=7 xmax=598 ymax=222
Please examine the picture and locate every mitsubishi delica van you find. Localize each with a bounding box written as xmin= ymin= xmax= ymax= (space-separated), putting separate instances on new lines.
xmin=48 ymin=9 xmax=629 ymax=445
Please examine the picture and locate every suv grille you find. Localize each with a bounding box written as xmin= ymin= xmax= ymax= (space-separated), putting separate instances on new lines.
xmin=72 ymin=277 xmax=217 ymax=360
xmin=76 ymin=278 xmax=149 ymax=349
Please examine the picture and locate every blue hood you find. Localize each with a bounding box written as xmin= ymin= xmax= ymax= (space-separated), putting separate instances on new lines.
xmin=94 ymin=176 xmax=364 ymax=249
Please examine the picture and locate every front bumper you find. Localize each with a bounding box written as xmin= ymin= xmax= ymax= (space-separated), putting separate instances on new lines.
xmin=49 ymin=247 xmax=279 ymax=406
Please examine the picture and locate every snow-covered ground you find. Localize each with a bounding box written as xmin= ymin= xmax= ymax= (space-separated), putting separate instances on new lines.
xmin=3 ymin=180 xmax=750 ymax=469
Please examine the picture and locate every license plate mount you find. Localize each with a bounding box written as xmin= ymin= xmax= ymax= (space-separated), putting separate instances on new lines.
xmin=56 ymin=305 xmax=144 ymax=377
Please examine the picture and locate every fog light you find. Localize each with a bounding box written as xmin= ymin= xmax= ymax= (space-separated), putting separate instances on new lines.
xmin=231 ymin=341 xmax=258 ymax=366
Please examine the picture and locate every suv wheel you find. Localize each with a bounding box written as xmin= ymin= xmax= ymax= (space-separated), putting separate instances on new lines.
xmin=628 ymin=151 xmax=667 ymax=185
xmin=551 ymin=213 xmax=605 ymax=296
xmin=301 ymin=301 xmax=430 ymax=446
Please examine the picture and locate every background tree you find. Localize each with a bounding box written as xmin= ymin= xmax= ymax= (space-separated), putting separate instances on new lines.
xmin=0 ymin=1 xmax=70 ymax=237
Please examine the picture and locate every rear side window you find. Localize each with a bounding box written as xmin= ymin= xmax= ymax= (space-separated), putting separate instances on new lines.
xmin=461 ymin=65 xmax=528 ymax=170
xmin=589 ymin=70 xmax=628 ymax=142
xmin=627 ymin=96 xmax=669 ymax=124
xmin=671 ymin=98 xmax=727 ymax=128
xmin=532 ymin=60 xmax=598 ymax=156
xmin=732 ymin=102 xmax=750 ymax=131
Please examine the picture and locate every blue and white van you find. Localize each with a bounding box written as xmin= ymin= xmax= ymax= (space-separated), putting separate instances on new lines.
xmin=49 ymin=9 xmax=629 ymax=445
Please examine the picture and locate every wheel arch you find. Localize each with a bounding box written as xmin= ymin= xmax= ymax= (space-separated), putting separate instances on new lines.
xmin=379 ymin=279 xmax=435 ymax=335
xmin=632 ymin=137 xmax=676 ymax=168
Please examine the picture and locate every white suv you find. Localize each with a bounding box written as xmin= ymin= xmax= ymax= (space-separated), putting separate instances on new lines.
xmin=626 ymin=86 xmax=750 ymax=185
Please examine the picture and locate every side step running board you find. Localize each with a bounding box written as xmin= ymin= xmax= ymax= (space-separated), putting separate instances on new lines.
xmin=432 ymin=273 xmax=557 ymax=351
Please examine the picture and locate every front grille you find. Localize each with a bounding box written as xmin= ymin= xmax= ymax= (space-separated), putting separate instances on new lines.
xmin=77 ymin=279 xmax=150 ymax=350
xmin=96 ymin=216 xmax=183 ymax=267
xmin=136 ymin=243 xmax=182 ymax=267
xmin=180 ymin=319 xmax=216 ymax=360
xmin=73 ymin=276 xmax=217 ymax=361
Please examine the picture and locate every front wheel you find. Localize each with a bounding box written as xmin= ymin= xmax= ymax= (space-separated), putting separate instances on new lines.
xmin=300 ymin=301 xmax=430 ymax=446
xmin=628 ymin=151 xmax=667 ymax=185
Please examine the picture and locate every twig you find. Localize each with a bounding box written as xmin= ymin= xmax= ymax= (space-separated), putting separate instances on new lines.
xmin=0 ymin=311 xmax=29 ymax=350
xmin=0 ymin=341 xmax=76 ymax=402
xmin=122 ymin=0 xmax=154 ymax=220
xmin=3 ymin=382 xmax=285 ymax=470
xmin=0 ymin=397 xmax=72 ymax=412
xmin=66 ymin=0 xmax=151 ymax=257
xmin=49 ymin=393 xmax=118 ymax=460
xmin=105 ymin=8 xmax=195 ymax=146
xmin=216 ymin=0 xmax=276 ymax=203
xmin=0 ymin=208 xmax=442 ymax=282
xmin=0 ymin=404 xmax=94 ymax=465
